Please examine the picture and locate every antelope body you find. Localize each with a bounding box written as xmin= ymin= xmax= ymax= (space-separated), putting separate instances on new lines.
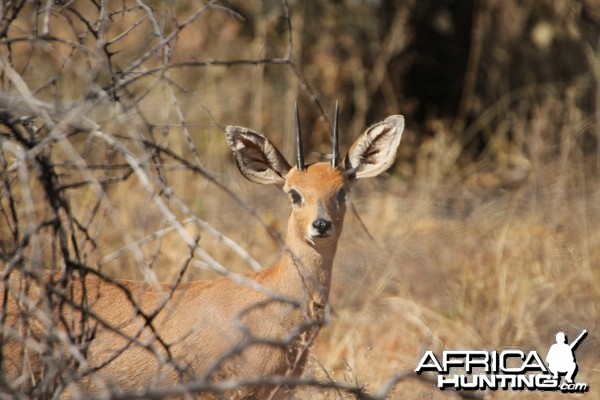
xmin=0 ymin=108 xmax=404 ymax=398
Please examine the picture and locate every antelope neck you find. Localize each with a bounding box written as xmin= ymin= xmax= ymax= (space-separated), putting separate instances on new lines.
xmin=276 ymin=231 xmax=338 ymax=303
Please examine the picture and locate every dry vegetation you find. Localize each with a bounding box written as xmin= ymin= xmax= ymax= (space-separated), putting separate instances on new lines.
xmin=0 ymin=0 xmax=599 ymax=398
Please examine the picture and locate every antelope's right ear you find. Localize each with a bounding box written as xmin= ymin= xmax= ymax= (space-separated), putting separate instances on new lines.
xmin=226 ymin=126 xmax=291 ymax=186
xmin=343 ymin=115 xmax=404 ymax=181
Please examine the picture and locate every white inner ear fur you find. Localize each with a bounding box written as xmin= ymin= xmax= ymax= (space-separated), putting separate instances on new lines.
xmin=344 ymin=115 xmax=404 ymax=180
xmin=225 ymin=126 xmax=291 ymax=186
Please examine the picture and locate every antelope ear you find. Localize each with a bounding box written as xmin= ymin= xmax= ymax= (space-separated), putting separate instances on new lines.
xmin=343 ymin=115 xmax=404 ymax=180
xmin=225 ymin=126 xmax=291 ymax=186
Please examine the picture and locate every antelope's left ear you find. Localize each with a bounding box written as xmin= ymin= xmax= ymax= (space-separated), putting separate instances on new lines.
xmin=226 ymin=126 xmax=291 ymax=186
xmin=343 ymin=115 xmax=404 ymax=181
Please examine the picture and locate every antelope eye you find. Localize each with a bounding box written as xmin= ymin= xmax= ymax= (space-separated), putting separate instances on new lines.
xmin=336 ymin=188 xmax=347 ymax=204
xmin=289 ymin=189 xmax=302 ymax=205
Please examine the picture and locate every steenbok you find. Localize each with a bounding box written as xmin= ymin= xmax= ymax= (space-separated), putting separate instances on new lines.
xmin=1 ymin=104 xmax=404 ymax=398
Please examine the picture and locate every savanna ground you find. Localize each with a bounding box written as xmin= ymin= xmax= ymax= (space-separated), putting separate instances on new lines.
xmin=0 ymin=1 xmax=599 ymax=398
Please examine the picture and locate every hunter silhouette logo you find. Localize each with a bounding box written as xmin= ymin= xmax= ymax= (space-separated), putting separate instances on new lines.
xmin=546 ymin=330 xmax=587 ymax=384
xmin=415 ymin=329 xmax=589 ymax=393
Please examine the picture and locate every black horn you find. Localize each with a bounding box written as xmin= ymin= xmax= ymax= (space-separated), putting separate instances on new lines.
xmin=295 ymin=103 xmax=305 ymax=171
xmin=331 ymin=100 xmax=339 ymax=168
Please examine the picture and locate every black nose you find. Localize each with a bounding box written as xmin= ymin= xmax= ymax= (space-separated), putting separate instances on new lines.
xmin=312 ymin=218 xmax=332 ymax=234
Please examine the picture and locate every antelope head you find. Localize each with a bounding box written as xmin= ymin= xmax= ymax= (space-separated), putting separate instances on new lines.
xmin=225 ymin=104 xmax=405 ymax=253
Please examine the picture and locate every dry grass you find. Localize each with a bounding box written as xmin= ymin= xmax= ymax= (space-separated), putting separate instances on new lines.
xmin=314 ymin=180 xmax=599 ymax=398
xmin=1 ymin=0 xmax=598 ymax=398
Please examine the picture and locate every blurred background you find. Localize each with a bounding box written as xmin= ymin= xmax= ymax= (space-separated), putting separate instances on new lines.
xmin=0 ymin=0 xmax=598 ymax=398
